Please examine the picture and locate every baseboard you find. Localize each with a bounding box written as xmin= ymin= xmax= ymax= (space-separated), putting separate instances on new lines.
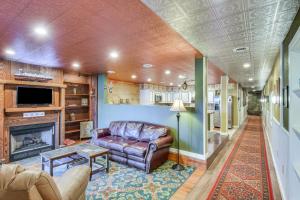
xmin=168 ymin=148 xmax=206 ymax=167
xmin=262 ymin=120 xmax=287 ymax=200
xmin=220 ymin=131 xmax=228 ymax=136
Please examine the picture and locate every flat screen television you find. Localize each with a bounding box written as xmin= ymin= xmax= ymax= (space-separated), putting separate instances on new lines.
xmin=17 ymin=87 xmax=52 ymax=105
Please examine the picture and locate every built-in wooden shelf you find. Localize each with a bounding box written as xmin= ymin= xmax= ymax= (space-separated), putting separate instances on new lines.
xmin=65 ymin=129 xmax=80 ymax=134
xmin=0 ymin=80 xmax=66 ymax=88
xmin=5 ymin=106 xmax=63 ymax=113
xmin=65 ymin=105 xmax=89 ymax=109
xmin=65 ymin=119 xmax=89 ymax=124
xmin=65 ymin=94 xmax=89 ymax=97
xmin=293 ymin=89 xmax=300 ymax=98
xmin=294 ymin=164 xmax=300 ymax=179
xmin=64 ymin=81 xmax=91 ymax=140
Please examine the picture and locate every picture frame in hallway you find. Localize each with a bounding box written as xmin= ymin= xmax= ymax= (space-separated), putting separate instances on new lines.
xmin=283 ymin=85 xmax=289 ymax=108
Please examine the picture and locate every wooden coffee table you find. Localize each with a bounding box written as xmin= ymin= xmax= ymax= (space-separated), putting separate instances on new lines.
xmin=40 ymin=143 xmax=109 ymax=180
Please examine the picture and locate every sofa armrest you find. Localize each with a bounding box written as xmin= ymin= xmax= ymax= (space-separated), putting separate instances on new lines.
xmin=55 ymin=165 xmax=90 ymax=200
xmin=91 ymin=128 xmax=110 ymax=140
xmin=149 ymin=135 xmax=173 ymax=151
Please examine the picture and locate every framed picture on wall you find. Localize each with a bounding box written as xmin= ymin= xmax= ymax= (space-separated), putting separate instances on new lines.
xmin=276 ymin=78 xmax=280 ymax=105
xmin=283 ymin=85 xmax=289 ymax=108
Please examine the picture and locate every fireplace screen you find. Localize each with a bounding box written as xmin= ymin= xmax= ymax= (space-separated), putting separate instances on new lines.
xmin=10 ymin=123 xmax=55 ymax=161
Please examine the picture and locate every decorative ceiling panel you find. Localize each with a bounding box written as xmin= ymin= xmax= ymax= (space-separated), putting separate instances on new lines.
xmin=0 ymin=0 xmax=201 ymax=86
xmin=142 ymin=0 xmax=300 ymax=89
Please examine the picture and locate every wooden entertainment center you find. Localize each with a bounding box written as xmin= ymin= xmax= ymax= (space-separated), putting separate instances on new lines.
xmin=0 ymin=59 xmax=97 ymax=162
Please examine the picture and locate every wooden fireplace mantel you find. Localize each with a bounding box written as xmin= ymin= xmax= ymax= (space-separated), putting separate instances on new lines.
xmin=5 ymin=106 xmax=63 ymax=113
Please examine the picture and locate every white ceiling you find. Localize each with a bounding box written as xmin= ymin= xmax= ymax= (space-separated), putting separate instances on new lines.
xmin=142 ymin=0 xmax=300 ymax=89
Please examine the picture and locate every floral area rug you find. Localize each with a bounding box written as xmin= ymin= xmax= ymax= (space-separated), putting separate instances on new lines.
xmin=15 ymin=157 xmax=194 ymax=200
xmin=207 ymin=116 xmax=273 ymax=200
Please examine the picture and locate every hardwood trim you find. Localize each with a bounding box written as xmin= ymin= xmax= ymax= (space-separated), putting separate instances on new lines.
xmin=5 ymin=106 xmax=63 ymax=113
xmin=0 ymin=80 xmax=66 ymax=88
xmin=60 ymin=87 xmax=65 ymax=145
xmin=168 ymin=151 xmax=206 ymax=168
xmin=0 ymin=84 xmax=4 ymax=160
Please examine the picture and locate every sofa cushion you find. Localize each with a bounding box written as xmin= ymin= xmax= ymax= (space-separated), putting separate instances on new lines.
xmin=109 ymin=122 xmax=126 ymax=137
xmin=139 ymin=124 xmax=167 ymax=142
xmin=124 ymin=142 xmax=148 ymax=157
xmin=106 ymin=137 xmax=137 ymax=152
xmin=94 ymin=135 xmax=117 ymax=148
xmin=124 ymin=122 xmax=143 ymax=140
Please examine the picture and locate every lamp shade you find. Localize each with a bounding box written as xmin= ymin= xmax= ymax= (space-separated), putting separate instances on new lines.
xmin=170 ymin=99 xmax=186 ymax=112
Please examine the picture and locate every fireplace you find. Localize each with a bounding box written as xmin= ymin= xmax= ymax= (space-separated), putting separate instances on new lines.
xmin=9 ymin=123 xmax=55 ymax=161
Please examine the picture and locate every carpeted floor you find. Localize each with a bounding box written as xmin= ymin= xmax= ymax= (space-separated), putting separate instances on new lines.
xmin=15 ymin=157 xmax=194 ymax=200
xmin=207 ymin=116 xmax=274 ymax=200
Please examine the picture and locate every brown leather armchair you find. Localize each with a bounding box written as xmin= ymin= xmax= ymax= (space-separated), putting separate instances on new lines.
xmin=91 ymin=121 xmax=173 ymax=173
xmin=0 ymin=164 xmax=90 ymax=200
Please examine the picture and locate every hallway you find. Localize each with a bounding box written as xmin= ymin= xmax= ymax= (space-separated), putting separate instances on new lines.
xmin=184 ymin=116 xmax=280 ymax=200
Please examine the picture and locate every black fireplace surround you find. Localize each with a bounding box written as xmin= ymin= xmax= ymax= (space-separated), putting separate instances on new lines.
xmin=9 ymin=123 xmax=55 ymax=161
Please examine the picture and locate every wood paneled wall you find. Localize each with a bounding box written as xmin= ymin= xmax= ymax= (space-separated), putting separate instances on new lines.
xmin=0 ymin=60 xmax=97 ymax=162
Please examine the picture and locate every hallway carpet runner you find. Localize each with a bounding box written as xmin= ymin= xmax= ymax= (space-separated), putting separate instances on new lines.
xmin=207 ymin=116 xmax=274 ymax=200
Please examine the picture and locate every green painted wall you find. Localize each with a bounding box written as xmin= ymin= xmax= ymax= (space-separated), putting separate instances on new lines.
xmin=97 ymin=58 xmax=206 ymax=154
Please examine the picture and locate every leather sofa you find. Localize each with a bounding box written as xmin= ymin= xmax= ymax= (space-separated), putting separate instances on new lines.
xmin=91 ymin=121 xmax=173 ymax=173
xmin=0 ymin=164 xmax=90 ymax=200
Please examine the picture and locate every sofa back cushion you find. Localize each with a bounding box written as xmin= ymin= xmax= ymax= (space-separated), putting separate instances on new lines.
xmin=124 ymin=122 xmax=143 ymax=140
xmin=139 ymin=124 xmax=167 ymax=142
xmin=109 ymin=121 xmax=126 ymax=137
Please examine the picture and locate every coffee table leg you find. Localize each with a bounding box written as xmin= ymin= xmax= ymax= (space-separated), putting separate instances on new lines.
xmin=41 ymin=157 xmax=45 ymax=171
xmin=106 ymin=154 xmax=109 ymax=173
xmin=89 ymin=158 xmax=93 ymax=181
xmin=49 ymin=160 xmax=53 ymax=176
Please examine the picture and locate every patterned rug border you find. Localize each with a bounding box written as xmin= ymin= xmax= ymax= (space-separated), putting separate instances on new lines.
xmin=206 ymin=118 xmax=274 ymax=200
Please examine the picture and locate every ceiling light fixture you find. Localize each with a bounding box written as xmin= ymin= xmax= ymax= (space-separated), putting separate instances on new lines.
xmin=107 ymin=70 xmax=116 ymax=74
xmin=177 ymin=84 xmax=181 ymax=87
xmin=233 ymin=46 xmax=249 ymax=53
xmin=243 ymin=63 xmax=251 ymax=68
xmin=72 ymin=62 xmax=80 ymax=69
xmin=4 ymin=48 xmax=15 ymax=56
xmin=178 ymin=75 xmax=186 ymax=79
xmin=251 ymin=86 xmax=255 ymax=88
xmin=33 ymin=25 xmax=48 ymax=37
xmin=143 ymin=64 xmax=153 ymax=68
xmin=131 ymin=74 xmax=137 ymax=79
xmin=165 ymin=70 xmax=171 ymax=75
xmin=147 ymin=78 xmax=152 ymax=82
xmin=109 ymin=51 xmax=119 ymax=58
xmin=169 ymin=83 xmax=173 ymax=86
xmin=249 ymin=78 xmax=253 ymax=81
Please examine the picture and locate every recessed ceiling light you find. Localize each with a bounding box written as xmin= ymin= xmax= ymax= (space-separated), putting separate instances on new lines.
xmin=249 ymin=78 xmax=253 ymax=81
xmin=169 ymin=82 xmax=173 ymax=86
xmin=72 ymin=62 xmax=80 ymax=69
xmin=165 ymin=70 xmax=171 ymax=75
xmin=160 ymin=81 xmax=165 ymax=84
xmin=109 ymin=51 xmax=119 ymax=58
xmin=143 ymin=64 xmax=153 ymax=68
xmin=178 ymin=75 xmax=186 ymax=79
xmin=177 ymin=84 xmax=181 ymax=87
xmin=107 ymin=70 xmax=116 ymax=74
xmin=131 ymin=74 xmax=137 ymax=79
xmin=4 ymin=48 xmax=15 ymax=56
xmin=147 ymin=78 xmax=152 ymax=82
xmin=251 ymin=86 xmax=255 ymax=88
xmin=243 ymin=63 xmax=251 ymax=68
xmin=33 ymin=25 xmax=48 ymax=37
